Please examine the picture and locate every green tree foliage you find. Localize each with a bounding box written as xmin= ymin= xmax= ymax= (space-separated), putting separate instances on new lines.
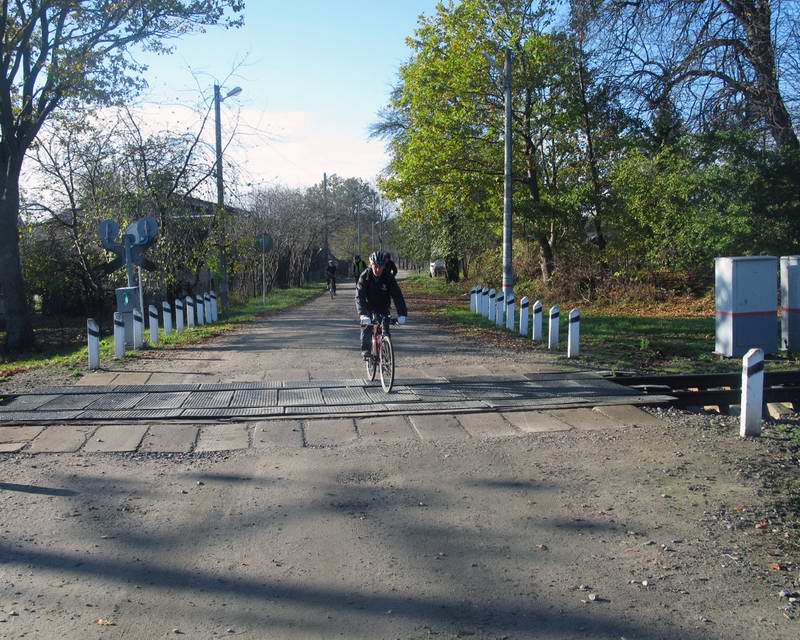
xmin=0 ymin=0 xmax=243 ymax=353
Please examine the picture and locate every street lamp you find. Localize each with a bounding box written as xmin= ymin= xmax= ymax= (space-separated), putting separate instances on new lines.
xmin=214 ymin=83 xmax=242 ymax=308
xmin=482 ymin=49 xmax=514 ymax=307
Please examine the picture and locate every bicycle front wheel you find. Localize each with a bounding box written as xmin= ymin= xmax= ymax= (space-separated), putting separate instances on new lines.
xmin=379 ymin=335 xmax=395 ymax=393
xmin=365 ymin=353 xmax=377 ymax=381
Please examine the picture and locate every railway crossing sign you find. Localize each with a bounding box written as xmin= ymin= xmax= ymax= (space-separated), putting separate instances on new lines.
xmin=257 ymin=233 xmax=273 ymax=253
xmin=100 ymin=216 xmax=160 ymax=275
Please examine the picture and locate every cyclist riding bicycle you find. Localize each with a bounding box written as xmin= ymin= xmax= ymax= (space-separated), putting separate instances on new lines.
xmin=325 ymin=259 xmax=337 ymax=295
xmin=352 ymin=254 xmax=366 ymax=283
xmin=356 ymin=251 xmax=407 ymax=360
xmin=385 ymin=253 xmax=398 ymax=278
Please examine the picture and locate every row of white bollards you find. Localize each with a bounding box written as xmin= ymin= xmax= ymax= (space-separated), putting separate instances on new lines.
xmin=470 ymin=286 xmax=580 ymax=357
xmin=88 ymin=291 xmax=220 ymax=369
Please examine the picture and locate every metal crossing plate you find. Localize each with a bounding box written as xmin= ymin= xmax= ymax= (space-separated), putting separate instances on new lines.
xmin=279 ymin=388 xmax=324 ymax=406
xmin=135 ymin=392 xmax=192 ymax=410
xmin=230 ymin=390 xmax=278 ymax=408
xmin=182 ymin=391 xmax=234 ymax=409
xmin=181 ymin=407 xmax=284 ymax=418
xmin=0 ymin=410 xmax=81 ymax=422
xmin=1 ymin=395 xmax=59 ymax=411
xmin=199 ymin=382 xmax=282 ymax=391
xmin=86 ymin=393 xmax=147 ymax=410
xmin=285 ymin=404 xmax=388 ymax=415
xmin=115 ymin=384 xmax=199 ymax=393
xmin=38 ymin=394 xmax=104 ymax=411
xmin=321 ymin=388 xmax=372 ymax=405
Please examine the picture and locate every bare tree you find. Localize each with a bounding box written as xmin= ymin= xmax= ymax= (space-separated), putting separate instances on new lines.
xmin=590 ymin=0 xmax=798 ymax=148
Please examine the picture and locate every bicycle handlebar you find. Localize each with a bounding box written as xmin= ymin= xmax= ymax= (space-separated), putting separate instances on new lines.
xmin=360 ymin=316 xmax=399 ymax=326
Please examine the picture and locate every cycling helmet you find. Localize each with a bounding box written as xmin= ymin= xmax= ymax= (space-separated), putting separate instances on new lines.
xmin=369 ymin=251 xmax=388 ymax=267
xmin=328 ymin=259 xmax=334 ymax=266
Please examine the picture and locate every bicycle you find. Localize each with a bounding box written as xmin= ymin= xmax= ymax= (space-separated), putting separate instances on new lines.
xmin=327 ymin=277 xmax=337 ymax=298
xmin=363 ymin=314 xmax=397 ymax=393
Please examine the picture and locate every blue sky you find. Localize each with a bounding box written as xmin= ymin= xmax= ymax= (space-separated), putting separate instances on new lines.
xmin=132 ymin=1 xmax=440 ymax=188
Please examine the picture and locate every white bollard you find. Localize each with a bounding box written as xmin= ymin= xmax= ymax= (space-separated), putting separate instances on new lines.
xmin=740 ymin=348 xmax=764 ymax=437
xmin=496 ymin=293 xmax=505 ymax=327
xmin=113 ymin=312 xmax=125 ymax=359
xmin=548 ymin=305 xmax=560 ymax=350
xmin=470 ymin=287 xmax=475 ymax=313
xmin=479 ymin=287 xmax=486 ymax=316
xmin=506 ymin=292 xmax=515 ymax=331
xmin=519 ymin=296 xmax=529 ymax=337
xmin=568 ymin=308 xmax=580 ymax=358
xmin=204 ymin=293 xmax=212 ymax=323
xmin=148 ymin=304 xmax=159 ymax=345
xmin=163 ymin=301 xmax=172 ymax=336
xmin=185 ymin=296 xmax=195 ymax=328
xmin=211 ymin=291 xmax=218 ymax=321
xmin=483 ymin=287 xmax=490 ymax=317
xmin=87 ymin=318 xmax=100 ymax=370
xmin=133 ymin=308 xmax=144 ymax=349
xmin=532 ymin=300 xmax=543 ymax=342
xmin=196 ymin=295 xmax=204 ymax=326
xmin=488 ymin=289 xmax=496 ymax=322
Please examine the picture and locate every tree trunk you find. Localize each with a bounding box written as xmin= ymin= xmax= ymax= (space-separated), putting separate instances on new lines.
xmin=0 ymin=166 xmax=34 ymax=353
xmin=731 ymin=0 xmax=799 ymax=149
xmin=445 ymin=253 xmax=460 ymax=283
xmin=537 ymin=232 xmax=555 ymax=282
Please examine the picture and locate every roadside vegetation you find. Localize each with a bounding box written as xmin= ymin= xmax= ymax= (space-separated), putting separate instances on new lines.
xmin=403 ymin=275 xmax=800 ymax=374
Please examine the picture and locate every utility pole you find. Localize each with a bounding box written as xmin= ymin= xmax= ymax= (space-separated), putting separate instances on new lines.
xmin=323 ymin=173 xmax=329 ymax=262
xmin=502 ymin=48 xmax=514 ymax=304
xmin=213 ymin=83 xmax=242 ymax=308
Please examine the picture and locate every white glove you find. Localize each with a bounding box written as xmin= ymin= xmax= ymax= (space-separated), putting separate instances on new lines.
xmin=398 ymin=315 xmax=406 ymax=325
xmin=359 ymin=315 xmax=371 ymax=326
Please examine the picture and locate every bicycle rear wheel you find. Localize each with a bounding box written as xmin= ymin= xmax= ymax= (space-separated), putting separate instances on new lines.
xmin=379 ymin=335 xmax=394 ymax=393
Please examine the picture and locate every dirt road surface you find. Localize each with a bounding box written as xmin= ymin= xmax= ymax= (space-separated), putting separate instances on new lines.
xmin=0 ymin=281 xmax=797 ymax=639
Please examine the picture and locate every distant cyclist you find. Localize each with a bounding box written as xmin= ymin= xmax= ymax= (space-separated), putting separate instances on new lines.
xmin=356 ymin=251 xmax=407 ymax=360
xmin=325 ymin=259 xmax=337 ymax=296
xmin=352 ymin=254 xmax=366 ymax=283
xmin=385 ymin=252 xmax=398 ymax=278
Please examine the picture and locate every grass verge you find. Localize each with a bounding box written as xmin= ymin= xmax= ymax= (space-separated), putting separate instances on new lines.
xmin=403 ymin=274 xmax=800 ymax=374
xmin=0 ymin=284 xmax=324 ymax=380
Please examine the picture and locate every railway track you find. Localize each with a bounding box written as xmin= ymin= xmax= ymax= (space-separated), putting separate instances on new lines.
xmin=609 ymin=370 xmax=800 ymax=411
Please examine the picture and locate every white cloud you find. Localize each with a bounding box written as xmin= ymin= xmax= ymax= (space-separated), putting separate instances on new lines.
xmin=109 ymin=103 xmax=389 ymax=189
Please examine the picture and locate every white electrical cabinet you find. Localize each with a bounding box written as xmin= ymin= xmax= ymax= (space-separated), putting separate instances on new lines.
xmin=781 ymin=256 xmax=800 ymax=351
xmin=715 ymin=256 xmax=778 ymax=357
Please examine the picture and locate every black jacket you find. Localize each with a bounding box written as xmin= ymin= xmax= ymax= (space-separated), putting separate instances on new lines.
xmin=325 ymin=265 xmax=337 ymax=278
xmin=356 ymin=269 xmax=407 ymax=317
xmin=385 ymin=259 xmax=398 ymax=277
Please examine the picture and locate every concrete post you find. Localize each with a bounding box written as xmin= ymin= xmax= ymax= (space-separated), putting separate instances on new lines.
xmin=482 ymin=287 xmax=489 ymax=317
xmin=532 ymin=300 xmax=543 ymax=342
xmin=740 ymin=348 xmax=764 ymax=437
xmin=196 ymin=295 xmax=204 ymax=326
xmin=133 ymin=308 xmax=144 ymax=349
xmin=568 ymin=309 xmax=580 ymax=358
xmin=496 ymin=293 xmax=505 ymax=327
xmin=185 ymin=296 xmax=195 ymax=328
xmin=506 ymin=293 xmax=515 ymax=332
xmin=519 ymin=297 xmax=529 ymax=337
xmin=163 ymin=301 xmax=172 ymax=336
xmin=211 ymin=291 xmax=218 ymax=322
xmin=488 ymin=289 xmax=496 ymax=322
xmin=175 ymin=298 xmax=184 ymax=332
xmin=548 ymin=305 xmax=560 ymax=350
xmin=87 ymin=318 xmax=100 ymax=370
xmin=113 ymin=312 xmax=125 ymax=359
xmin=148 ymin=304 xmax=159 ymax=345
xmin=204 ymin=293 xmax=212 ymax=323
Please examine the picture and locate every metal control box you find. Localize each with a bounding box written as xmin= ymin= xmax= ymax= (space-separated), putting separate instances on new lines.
xmin=115 ymin=287 xmax=140 ymax=313
xmin=781 ymin=256 xmax=800 ymax=351
xmin=715 ymin=256 xmax=778 ymax=357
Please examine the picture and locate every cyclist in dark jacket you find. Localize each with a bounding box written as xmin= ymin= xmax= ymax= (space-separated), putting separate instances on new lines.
xmin=352 ymin=255 xmax=366 ymax=283
xmin=325 ymin=260 xmax=337 ymax=296
xmin=385 ymin=253 xmax=398 ymax=278
xmin=356 ymin=251 xmax=407 ymax=359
